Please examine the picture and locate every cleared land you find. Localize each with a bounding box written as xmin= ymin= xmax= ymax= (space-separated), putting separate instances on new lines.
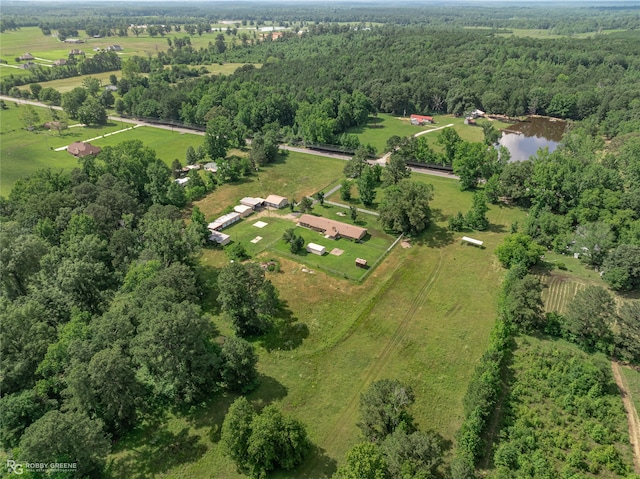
xmin=0 ymin=102 xmax=136 ymax=194
xmin=348 ymin=113 xmax=512 ymax=155
xmin=108 ymin=162 xmax=528 ymax=477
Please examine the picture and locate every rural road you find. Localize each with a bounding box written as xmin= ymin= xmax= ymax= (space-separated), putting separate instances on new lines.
xmin=611 ymin=361 xmax=640 ymax=474
xmin=1 ymin=95 xmax=459 ymax=180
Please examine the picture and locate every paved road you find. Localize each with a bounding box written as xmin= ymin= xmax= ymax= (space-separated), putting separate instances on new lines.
xmin=2 ymin=95 xmax=459 ymax=179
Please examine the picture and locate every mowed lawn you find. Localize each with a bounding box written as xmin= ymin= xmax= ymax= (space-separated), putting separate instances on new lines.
xmin=193 ymin=152 xmax=346 ymax=219
xmin=0 ymin=102 xmax=134 ymax=195
xmin=89 ymin=126 xmax=205 ymax=166
xmin=107 ymin=168 xmax=528 ymax=478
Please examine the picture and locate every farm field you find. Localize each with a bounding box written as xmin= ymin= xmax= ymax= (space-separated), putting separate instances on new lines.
xmin=108 ymin=159 xmax=528 ymax=477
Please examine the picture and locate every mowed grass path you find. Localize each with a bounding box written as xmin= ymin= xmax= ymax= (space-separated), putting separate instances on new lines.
xmin=108 ymin=170 xmax=527 ymax=478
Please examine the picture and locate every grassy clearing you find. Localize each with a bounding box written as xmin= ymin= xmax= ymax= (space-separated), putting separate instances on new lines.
xmin=108 ymin=164 xmax=528 ymax=478
xmin=495 ymin=28 xmax=627 ymax=39
xmin=89 ymin=125 xmax=205 ymax=166
xmin=621 ymin=366 xmax=640 ymax=418
xmin=0 ymin=64 xmax=32 ymax=78
xmin=16 ymin=71 xmax=117 ymax=93
xmin=193 ymin=152 xmax=345 ymax=219
xmin=0 ymin=102 xmax=135 ymax=194
xmin=348 ymin=114 xmax=512 ymax=155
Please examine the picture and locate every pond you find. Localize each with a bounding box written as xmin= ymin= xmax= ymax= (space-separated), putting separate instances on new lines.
xmin=498 ymin=116 xmax=567 ymax=162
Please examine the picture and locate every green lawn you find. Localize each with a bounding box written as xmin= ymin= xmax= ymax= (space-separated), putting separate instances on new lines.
xmin=193 ymin=151 xmax=346 ymax=219
xmin=90 ymin=125 xmax=205 ymax=166
xmin=0 ymin=102 xmax=137 ymax=195
xmin=348 ymin=113 xmax=512 ymax=155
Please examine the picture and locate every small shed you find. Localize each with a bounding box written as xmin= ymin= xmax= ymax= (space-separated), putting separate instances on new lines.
xmin=265 ymin=194 xmax=288 ymax=209
xmin=174 ymin=177 xmax=189 ymax=186
xmin=19 ymin=53 xmax=34 ymax=61
xmin=240 ymin=197 xmax=265 ymax=210
xmin=234 ymin=205 xmax=253 ymax=217
xmin=356 ymin=258 xmax=368 ymax=268
xmin=306 ymin=243 xmax=326 ymax=256
xmin=209 ymin=231 xmax=230 ymax=246
xmin=53 ymin=59 xmax=67 ymax=66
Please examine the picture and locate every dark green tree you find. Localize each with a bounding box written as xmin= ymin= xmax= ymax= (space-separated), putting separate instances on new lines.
xmin=465 ymin=191 xmax=489 ymax=231
xmin=378 ymin=180 xmax=433 ymax=235
xmin=502 ymin=275 xmax=545 ymax=332
xmin=19 ymin=410 xmax=111 ymax=478
xmin=132 ymin=301 xmax=220 ymax=403
xmin=357 ymin=166 xmax=378 ymax=207
xmin=205 ymin=115 xmax=234 ymax=160
xmin=220 ymin=337 xmax=259 ymax=393
xmin=334 ymin=442 xmax=389 ymax=479
xmin=341 ymin=179 xmax=352 ymax=201
xmin=217 ymin=262 xmax=280 ymax=337
xmin=77 ymin=97 xmax=108 ymax=126
xmin=381 ymin=429 xmax=445 ymax=479
xmin=221 ymin=396 xmax=255 ymax=472
xmin=358 ymin=379 xmax=415 ymax=443
xmin=494 ymin=233 xmax=545 ymax=269
xmin=603 ymin=244 xmax=640 ymax=291
xmin=383 ymin=154 xmax=411 ymax=186
xmin=564 ymin=286 xmax=615 ymax=352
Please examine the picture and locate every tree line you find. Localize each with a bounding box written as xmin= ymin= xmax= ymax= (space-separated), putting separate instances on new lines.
xmin=0 ymin=139 xmax=297 ymax=477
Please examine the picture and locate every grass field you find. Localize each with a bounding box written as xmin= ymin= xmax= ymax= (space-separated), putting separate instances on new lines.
xmin=0 ymin=101 xmax=142 ymax=195
xmin=348 ymin=113 xmax=512 ymax=155
xmin=107 ymin=156 xmax=528 ymax=477
xmin=462 ymin=26 xmax=628 ymax=39
xmin=621 ymin=366 xmax=640 ymax=419
xmin=193 ymin=152 xmax=346 ymax=220
xmin=89 ymin=125 xmax=205 ymax=165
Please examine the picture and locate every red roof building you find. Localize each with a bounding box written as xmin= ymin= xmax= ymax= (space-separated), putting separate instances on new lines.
xmin=410 ymin=114 xmax=434 ymax=125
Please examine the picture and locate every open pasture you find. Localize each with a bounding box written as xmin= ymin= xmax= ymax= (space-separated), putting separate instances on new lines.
xmin=0 ymin=101 xmax=131 ymax=194
xmin=193 ymin=152 xmax=346 ymax=219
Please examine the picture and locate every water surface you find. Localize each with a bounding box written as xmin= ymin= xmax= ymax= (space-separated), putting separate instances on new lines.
xmin=499 ymin=117 xmax=567 ymax=161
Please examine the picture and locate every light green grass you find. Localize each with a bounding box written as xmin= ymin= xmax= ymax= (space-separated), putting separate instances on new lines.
xmin=219 ymin=215 xmax=295 ymax=258
xmin=109 ymin=164 xmax=528 ymax=478
xmin=0 ymin=102 xmax=138 ymax=195
xmin=0 ymin=64 xmax=32 ymax=78
xmin=495 ymin=28 xmax=627 ymax=39
xmin=193 ymin=152 xmax=345 ymax=219
xmin=89 ymin=126 xmax=205 ymax=166
xmin=621 ymin=365 xmax=640 ymax=418
xmin=349 ymin=114 xmax=512 ymax=155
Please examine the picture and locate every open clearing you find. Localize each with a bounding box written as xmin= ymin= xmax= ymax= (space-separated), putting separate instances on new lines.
xmin=108 ymin=166 xmax=527 ymax=477
xmin=612 ymin=362 xmax=640 ymax=474
xmin=348 ymin=113 xmax=512 ymax=154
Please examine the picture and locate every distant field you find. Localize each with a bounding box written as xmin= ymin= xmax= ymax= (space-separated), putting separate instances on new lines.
xmin=89 ymin=125 xmax=205 ymax=165
xmin=463 ymin=26 xmax=627 ymax=40
xmin=0 ymin=64 xmax=32 ymax=78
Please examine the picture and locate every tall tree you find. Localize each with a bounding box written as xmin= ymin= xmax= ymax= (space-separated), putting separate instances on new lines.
xmin=19 ymin=410 xmax=111 ymax=478
xmin=378 ymin=180 xmax=433 ymax=235
xmin=205 ymin=115 xmax=234 ymax=160
xmin=358 ymin=379 xmax=415 ymax=443
xmin=220 ymin=336 xmax=259 ymax=393
xmin=502 ymin=275 xmax=545 ymax=332
xmin=334 ymin=442 xmax=389 ymax=479
xmin=357 ymin=166 xmax=378 ymax=207
xmin=564 ymin=286 xmax=615 ymax=352
xmin=217 ymin=262 xmax=280 ymax=337
xmin=383 ymin=154 xmax=411 ymax=186
xmin=465 ymin=190 xmax=489 ymax=231
xmin=381 ymin=429 xmax=445 ymax=479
